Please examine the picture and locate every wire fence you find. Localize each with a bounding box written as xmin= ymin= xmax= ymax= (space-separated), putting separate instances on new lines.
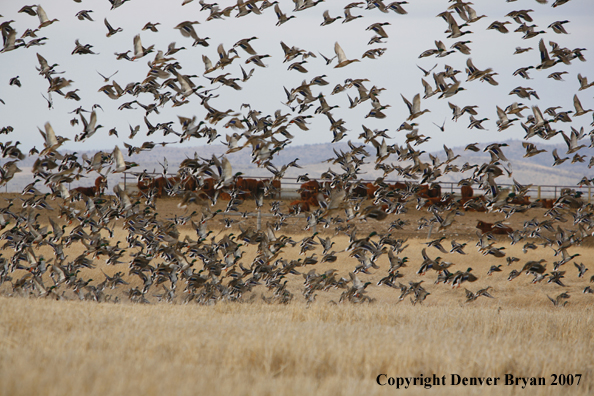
xmin=1 ymin=171 xmax=589 ymax=202
xmin=118 ymin=172 xmax=593 ymax=203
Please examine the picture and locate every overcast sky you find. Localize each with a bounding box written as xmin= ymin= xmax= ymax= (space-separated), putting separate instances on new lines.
xmin=1 ymin=0 xmax=593 ymax=157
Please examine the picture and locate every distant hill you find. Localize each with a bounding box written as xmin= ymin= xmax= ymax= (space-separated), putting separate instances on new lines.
xmin=2 ymin=139 xmax=592 ymax=193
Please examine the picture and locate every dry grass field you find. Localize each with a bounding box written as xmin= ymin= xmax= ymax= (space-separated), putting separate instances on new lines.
xmin=1 ymin=300 xmax=593 ymax=396
xmin=1 ymin=194 xmax=593 ymax=395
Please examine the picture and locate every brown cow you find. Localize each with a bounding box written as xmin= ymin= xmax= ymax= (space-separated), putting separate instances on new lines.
xmin=535 ymin=198 xmax=555 ymax=209
xmin=428 ymin=183 xmax=441 ymax=198
xmin=350 ymin=183 xmax=368 ymax=198
xmin=461 ymin=185 xmax=473 ymax=199
xmin=138 ymin=175 xmax=190 ymax=198
xmin=198 ymin=177 xmax=216 ymax=199
xmin=137 ymin=178 xmax=152 ymax=196
xmin=158 ymin=177 xmax=172 ymax=197
xmin=234 ymin=177 xmax=251 ymax=199
xmin=181 ymin=175 xmax=198 ymax=191
xmin=416 ymin=184 xmax=429 ymax=197
xmin=152 ymin=177 xmax=172 ymax=198
xmin=393 ymin=182 xmax=406 ymax=191
xmin=138 ymin=177 xmax=162 ymax=197
xmin=422 ymin=196 xmax=443 ymax=208
xmin=238 ymin=177 xmax=275 ymax=199
xmin=256 ymin=179 xmax=281 ymax=198
xmin=299 ymin=180 xmax=321 ymax=200
xmin=244 ymin=178 xmax=264 ymax=197
xmin=364 ymin=183 xmax=378 ymax=199
xmin=306 ymin=195 xmax=320 ymax=207
xmin=476 ymin=220 xmax=513 ymax=235
xmin=299 ymin=181 xmax=323 ymax=206
xmin=72 ymin=186 xmax=96 ymax=197
xmin=95 ymin=176 xmax=107 ymax=195
xmin=508 ymin=195 xmax=531 ymax=205
xmin=72 ymin=176 xmax=107 ymax=197
xmin=289 ymin=199 xmax=311 ymax=213
xmin=417 ymin=183 xmax=441 ymax=198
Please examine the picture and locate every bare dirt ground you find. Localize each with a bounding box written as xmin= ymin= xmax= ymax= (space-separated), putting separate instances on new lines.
xmin=0 ymin=192 xmax=592 ymax=303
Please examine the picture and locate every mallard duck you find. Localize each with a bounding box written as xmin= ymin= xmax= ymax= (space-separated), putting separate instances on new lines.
xmin=334 ymin=42 xmax=359 ymax=68
xmin=577 ymin=73 xmax=594 ymax=90
xmin=402 ymin=93 xmax=430 ymax=121
xmin=274 ymin=3 xmax=295 ymax=26
xmin=552 ymin=149 xmax=569 ymax=166
xmin=320 ymin=10 xmax=341 ymax=25
xmin=132 ymin=34 xmax=154 ymax=60
xmin=76 ymin=10 xmax=94 ymax=21
xmin=233 ymin=36 xmax=258 ymax=55
xmin=547 ymin=292 xmax=570 ymax=307
xmin=468 ymin=115 xmax=488 ymax=130
xmin=452 ymin=268 xmax=477 ymax=288
xmin=287 ymin=60 xmax=308 ymax=73
xmin=466 ymin=58 xmax=492 ymax=81
xmin=487 ymin=265 xmax=502 ymax=276
xmin=507 ymin=269 xmax=521 ymax=281
xmin=103 ymin=18 xmax=122 ymax=37
xmin=573 ymin=94 xmax=592 ymax=116
xmin=451 ymin=40 xmax=472 ymax=55
xmin=442 ymin=10 xmax=472 ymax=38
xmin=536 ymin=39 xmax=558 ymax=70
xmin=112 ymin=145 xmax=138 ymax=173
xmin=37 ymin=5 xmax=59 ymax=28
xmin=465 ymin=286 xmax=494 ymax=302
xmin=548 ymin=20 xmax=569 ymax=34
xmin=521 ymin=259 xmax=547 ymax=275
xmin=487 ymin=20 xmax=511 ymax=33
xmin=245 ymin=54 xmax=270 ymax=68
xmin=574 ymin=262 xmax=588 ymax=278
xmin=522 ymin=142 xmax=547 ymax=158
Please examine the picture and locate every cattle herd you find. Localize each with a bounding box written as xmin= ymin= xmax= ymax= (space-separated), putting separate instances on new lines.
xmin=290 ymin=179 xmax=544 ymax=214
xmin=133 ymin=174 xmax=281 ymax=201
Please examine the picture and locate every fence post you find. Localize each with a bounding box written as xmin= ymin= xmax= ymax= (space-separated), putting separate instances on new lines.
xmin=589 ymin=186 xmax=591 ymax=204
xmin=256 ymin=207 xmax=261 ymax=231
xmin=124 ymin=172 xmax=127 ymax=190
xmin=537 ymin=186 xmax=541 ymax=200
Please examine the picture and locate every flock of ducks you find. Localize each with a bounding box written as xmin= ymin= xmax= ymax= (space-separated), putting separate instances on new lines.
xmin=0 ymin=0 xmax=593 ymax=307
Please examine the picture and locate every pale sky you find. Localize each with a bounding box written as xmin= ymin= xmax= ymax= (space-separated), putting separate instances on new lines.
xmin=1 ymin=0 xmax=593 ymax=157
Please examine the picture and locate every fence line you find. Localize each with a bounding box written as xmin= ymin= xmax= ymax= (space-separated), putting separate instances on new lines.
xmin=118 ymin=172 xmax=592 ymax=203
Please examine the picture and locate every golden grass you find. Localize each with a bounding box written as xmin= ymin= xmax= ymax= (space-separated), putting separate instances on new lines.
xmin=1 ymin=298 xmax=593 ymax=396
